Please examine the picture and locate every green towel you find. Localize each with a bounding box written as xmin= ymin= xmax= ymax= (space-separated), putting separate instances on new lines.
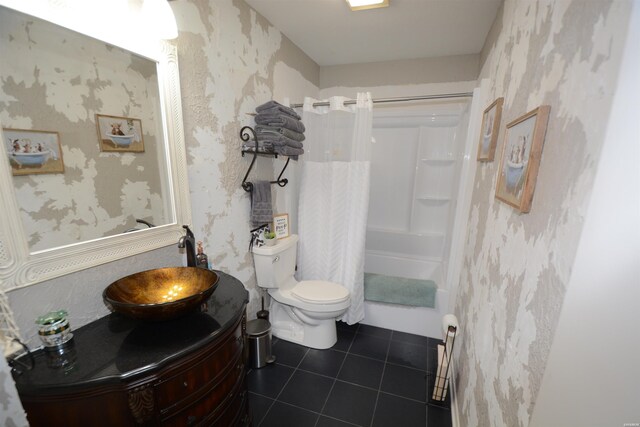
xmin=364 ymin=273 xmax=437 ymax=308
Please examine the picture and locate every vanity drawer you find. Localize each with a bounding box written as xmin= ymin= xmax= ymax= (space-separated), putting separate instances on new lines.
xmin=161 ymin=359 xmax=246 ymax=426
xmin=155 ymin=321 xmax=243 ymax=412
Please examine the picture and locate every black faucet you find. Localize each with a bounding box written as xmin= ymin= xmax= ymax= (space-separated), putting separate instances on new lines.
xmin=178 ymin=225 xmax=197 ymax=267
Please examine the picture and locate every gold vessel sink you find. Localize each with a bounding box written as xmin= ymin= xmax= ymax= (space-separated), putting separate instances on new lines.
xmin=103 ymin=267 xmax=219 ymax=321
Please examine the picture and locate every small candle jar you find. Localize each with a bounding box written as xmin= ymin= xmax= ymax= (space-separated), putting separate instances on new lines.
xmin=36 ymin=310 xmax=73 ymax=348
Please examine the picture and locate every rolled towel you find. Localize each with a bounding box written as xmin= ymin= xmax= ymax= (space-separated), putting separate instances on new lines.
xmin=256 ymin=125 xmax=305 ymax=142
xmin=256 ymin=100 xmax=301 ymax=120
xmin=255 ymin=113 xmax=306 ymax=134
xmin=256 ymin=133 xmax=304 ymax=149
xmin=250 ymin=181 xmax=273 ymax=225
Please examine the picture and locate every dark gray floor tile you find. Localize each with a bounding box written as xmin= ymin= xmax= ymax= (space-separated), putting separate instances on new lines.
xmin=372 ymin=392 xmax=427 ymax=427
xmin=247 ymin=363 xmax=294 ymax=398
xmin=278 ymin=370 xmax=334 ymax=412
xmin=349 ymin=334 xmax=389 ymax=361
xmin=427 ymin=403 xmax=452 ymax=427
xmin=357 ymin=324 xmax=392 ymax=339
xmin=427 ymin=346 xmax=440 ymax=374
xmin=322 ymin=381 xmax=377 ymax=426
xmin=391 ymin=330 xmax=429 ymax=347
xmin=387 ymin=340 xmax=428 ymax=370
xmin=300 ymin=348 xmax=346 ymax=377
xmin=337 ymin=354 xmax=385 ymax=389
xmin=316 ymin=416 xmax=358 ymax=427
xmin=333 ymin=328 xmax=355 ymax=352
xmin=427 ymin=336 xmax=443 ymax=350
xmin=248 ymin=392 xmax=273 ymax=426
xmin=272 ymin=339 xmax=308 ymax=367
xmin=381 ymin=364 xmax=427 ymax=402
xmin=336 ymin=321 xmax=360 ymax=332
xmin=259 ymin=401 xmax=319 ymax=427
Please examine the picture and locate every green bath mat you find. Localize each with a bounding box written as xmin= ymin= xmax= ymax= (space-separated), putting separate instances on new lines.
xmin=364 ymin=273 xmax=437 ymax=308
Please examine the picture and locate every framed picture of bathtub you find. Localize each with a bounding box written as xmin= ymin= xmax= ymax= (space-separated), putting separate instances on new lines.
xmin=3 ymin=128 xmax=65 ymax=176
xmin=95 ymin=114 xmax=145 ymax=153
xmin=477 ymin=97 xmax=503 ymax=161
xmin=495 ymin=105 xmax=551 ymax=213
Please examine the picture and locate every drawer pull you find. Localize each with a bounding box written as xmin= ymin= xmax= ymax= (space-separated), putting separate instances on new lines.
xmin=183 ymin=381 xmax=188 ymax=388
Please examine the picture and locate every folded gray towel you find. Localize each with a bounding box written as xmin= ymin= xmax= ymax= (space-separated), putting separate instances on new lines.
xmin=256 ymin=101 xmax=301 ymax=120
xmin=274 ymin=145 xmax=304 ymax=157
xmin=255 ymin=113 xmax=306 ymax=134
xmin=256 ymin=125 xmax=305 ymax=142
xmin=256 ymin=134 xmax=304 ymax=149
xmin=242 ymin=141 xmax=274 ymax=153
xmin=251 ymin=181 xmax=273 ymax=225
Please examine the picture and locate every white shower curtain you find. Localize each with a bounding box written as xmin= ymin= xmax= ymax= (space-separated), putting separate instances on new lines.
xmin=297 ymin=93 xmax=373 ymax=324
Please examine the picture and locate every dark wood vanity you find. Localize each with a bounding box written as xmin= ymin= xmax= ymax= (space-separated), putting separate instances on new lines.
xmin=12 ymin=272 xmax=250 ymax=427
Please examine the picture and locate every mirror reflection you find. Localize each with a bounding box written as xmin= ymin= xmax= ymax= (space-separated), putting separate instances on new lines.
xmin=0 ymin=5 xmax=172 ymax=252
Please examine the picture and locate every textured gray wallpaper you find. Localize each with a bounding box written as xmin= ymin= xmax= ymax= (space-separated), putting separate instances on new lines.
xmin=453 ymin=1 xmax=632 ymax=426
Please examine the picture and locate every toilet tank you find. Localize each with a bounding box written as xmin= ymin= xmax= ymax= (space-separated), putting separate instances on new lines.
xmin=252 ymin=235 xmax=299 ymax=288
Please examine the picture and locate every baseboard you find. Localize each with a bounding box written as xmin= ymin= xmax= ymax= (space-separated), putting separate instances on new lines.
xmin=449 ymin=360 xmax=461 ymax=427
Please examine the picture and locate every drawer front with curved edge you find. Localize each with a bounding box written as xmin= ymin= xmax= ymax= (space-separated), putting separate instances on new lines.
xmin=155 ymin=318 xmax=244 ymax=412
xmin=208 ymin=378 xmax=249 ymax=427
xmin=161 ymin=357 xmax=246 ymax=427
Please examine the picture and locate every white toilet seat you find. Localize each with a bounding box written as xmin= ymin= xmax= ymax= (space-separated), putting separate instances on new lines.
xmin=269 ymin=281 xmax=350 ymax=313
xmin=292 ymin=281 xmax=349 ymax=304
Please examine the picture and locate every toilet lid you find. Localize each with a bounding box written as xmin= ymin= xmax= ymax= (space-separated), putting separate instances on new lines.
xmin=292 ymin=281 xmax=349 ymax=304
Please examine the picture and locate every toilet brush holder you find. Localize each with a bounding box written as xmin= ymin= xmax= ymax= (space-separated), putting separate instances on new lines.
xmin=256 ymin=296 xmax=269 ymax=321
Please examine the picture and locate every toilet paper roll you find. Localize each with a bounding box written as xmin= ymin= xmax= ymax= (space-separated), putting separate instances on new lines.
xmin=442 ymin=314 xmax=459 ymax=337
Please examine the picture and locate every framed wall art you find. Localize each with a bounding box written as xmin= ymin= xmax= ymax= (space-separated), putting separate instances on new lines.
xmin=273 ymin=213 xmax=290 ymax=239
xmin=3 ymin=128 xmax=65 ymax=176
xmin=495 ymin=105 xmax=551 ymax=213
xmin=477 ymin=97 xmax=503 ymax=161
xmin=95 ymin=114 xmax=145 ymax=153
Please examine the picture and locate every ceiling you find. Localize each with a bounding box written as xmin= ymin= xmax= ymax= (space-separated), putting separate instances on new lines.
xmin=244 ymin=0 xmax=502 ymax=66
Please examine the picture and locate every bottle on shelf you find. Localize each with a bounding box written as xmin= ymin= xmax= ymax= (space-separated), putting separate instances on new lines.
xmin=196 ymin=241 xmax=209 ymax=269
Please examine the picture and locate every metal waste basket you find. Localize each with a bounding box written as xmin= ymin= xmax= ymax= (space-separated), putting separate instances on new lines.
xmin=246 ymin=319 xmax=276 ymax=368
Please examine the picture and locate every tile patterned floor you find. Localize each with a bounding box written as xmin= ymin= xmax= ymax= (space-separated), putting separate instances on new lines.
xmin=247 ymin=322 xmax=453 ymax=427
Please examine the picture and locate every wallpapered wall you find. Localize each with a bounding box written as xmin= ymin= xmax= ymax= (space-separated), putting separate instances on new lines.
xmin=453 ymin=1 xmax=631 ymax=426
xmin=172 ymin=0 xmax=319 ymax=317
xmin=0 ymin=6 xmax=168 ymax=251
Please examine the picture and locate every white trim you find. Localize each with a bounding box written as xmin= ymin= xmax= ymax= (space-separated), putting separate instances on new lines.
xmin=449 ymin=359 xmax=461 ymax=427
xmin=446 ymin=84 xmax=486 ymax=310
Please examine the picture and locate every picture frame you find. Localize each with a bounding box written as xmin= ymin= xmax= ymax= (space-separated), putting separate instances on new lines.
xmin=273 ymin=213 xmax=290 ymax=239
xmin=477 ymin=97 xmax=503 ymax=161
xmin=95 ymin=114 xmax=145 ymax=153
xmin=3 ymin=128 xmax=65 ymax=176
xmin=495 ymin=105 xmax=551 ymax=213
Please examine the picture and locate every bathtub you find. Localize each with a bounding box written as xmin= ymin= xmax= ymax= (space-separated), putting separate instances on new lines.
xmin=362 ymin=228 xmax=448 ymax=338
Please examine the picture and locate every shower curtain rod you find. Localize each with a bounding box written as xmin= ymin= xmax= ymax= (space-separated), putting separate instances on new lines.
xmin=289 ymin=91 xmax=473 ymax=108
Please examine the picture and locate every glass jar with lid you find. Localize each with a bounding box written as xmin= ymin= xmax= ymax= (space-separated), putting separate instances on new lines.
xmin=36 ymin=310 xmax=73 ymax=348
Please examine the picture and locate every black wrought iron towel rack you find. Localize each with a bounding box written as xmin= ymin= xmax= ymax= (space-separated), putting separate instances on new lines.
xmin=240 ymin=126 xmax=290 ymax=192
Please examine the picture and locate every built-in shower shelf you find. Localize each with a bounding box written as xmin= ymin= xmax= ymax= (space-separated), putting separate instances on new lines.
xmin=416 ymin=196 xmax=451 ymax=202
xmin=421 ymin=158 xmax=456 ymax=164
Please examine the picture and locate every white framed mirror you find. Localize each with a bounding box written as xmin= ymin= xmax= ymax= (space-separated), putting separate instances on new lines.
xmin=0 ymin=1 xmax=191 ymax=297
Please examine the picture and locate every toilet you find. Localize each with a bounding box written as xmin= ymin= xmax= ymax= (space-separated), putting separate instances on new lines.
xmin=252 ymin=234 xmax=350 ymax=349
